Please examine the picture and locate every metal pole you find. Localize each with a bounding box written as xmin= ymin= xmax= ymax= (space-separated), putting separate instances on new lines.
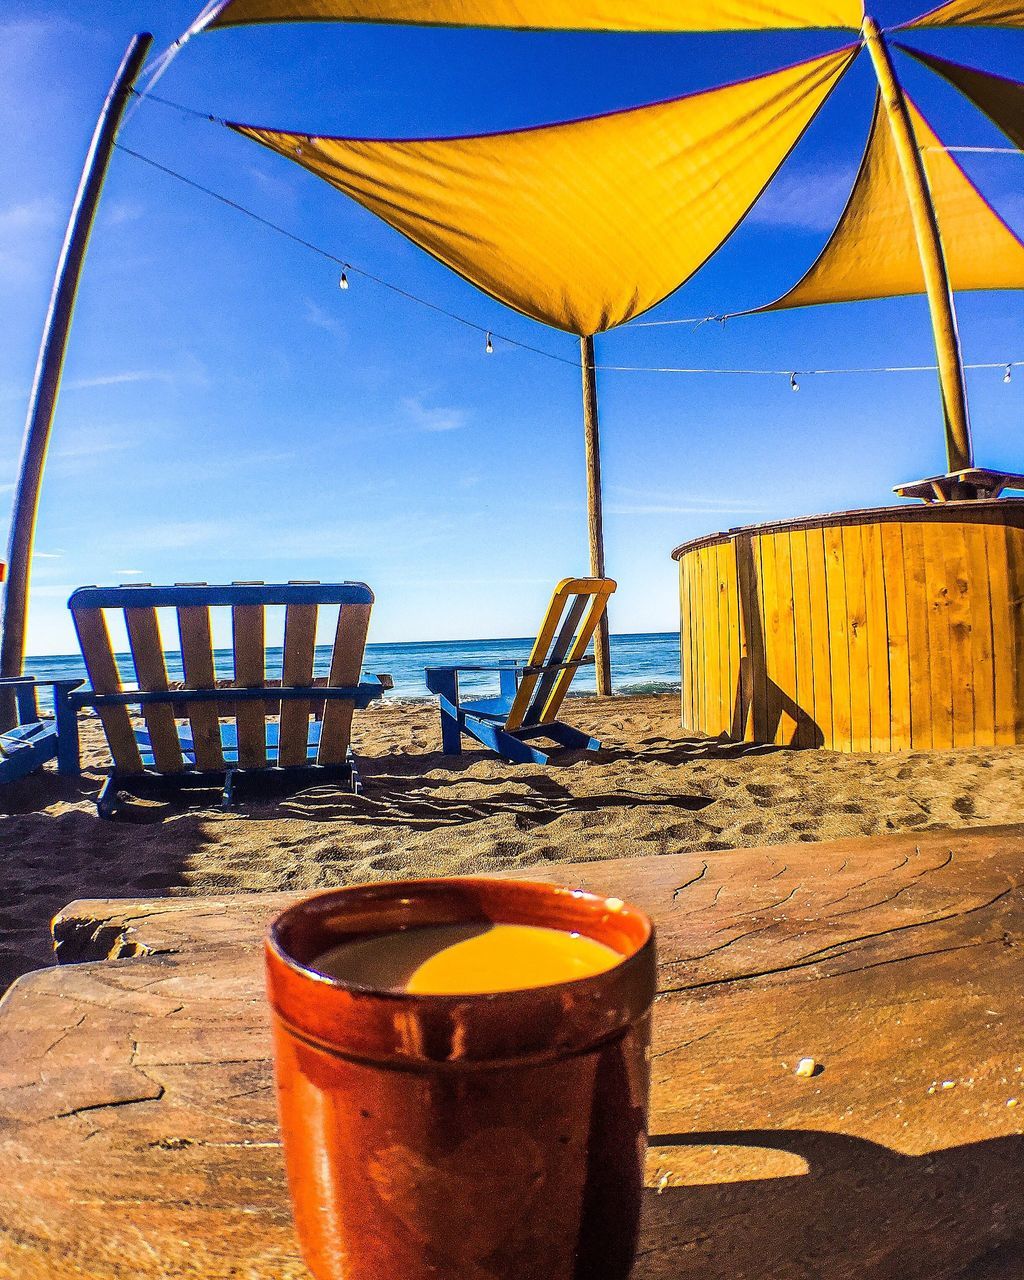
xmin=0 ymin=33 xmax=153 ymax=695
xmin=580 ymin=334 xmax=612 ymax=696
xmin=862 ymin=16 xmax=973 ymax=475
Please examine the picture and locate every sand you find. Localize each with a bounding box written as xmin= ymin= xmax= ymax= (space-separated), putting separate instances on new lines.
xmin=3 ymin=691 xmax=1023 ymax=991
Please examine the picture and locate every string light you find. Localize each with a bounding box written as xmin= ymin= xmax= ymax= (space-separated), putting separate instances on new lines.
xmin=113 ymin=141 xmax=576 ymax=369
xmin=112 ymin=124 xmax=1024 ymax=384
xmin=597 ymin=360 xmax=1024 ymax=376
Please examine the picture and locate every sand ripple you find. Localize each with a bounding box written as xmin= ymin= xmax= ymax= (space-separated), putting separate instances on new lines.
xmin=2 ymin=693 xmax=1022 ymax=989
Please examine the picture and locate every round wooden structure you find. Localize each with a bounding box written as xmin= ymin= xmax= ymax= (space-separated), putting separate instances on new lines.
xmin=671 ymin=500 xmax=1024 ymax=752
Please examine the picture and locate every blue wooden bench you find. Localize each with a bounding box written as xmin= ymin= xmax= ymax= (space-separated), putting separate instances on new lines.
xmin=58 ymin=581 xmax=385 ymax=817
xmin=425 ymin=577 xmax=616 ymax=764
xmin=0 ymin=677 xmax=83 ymax=785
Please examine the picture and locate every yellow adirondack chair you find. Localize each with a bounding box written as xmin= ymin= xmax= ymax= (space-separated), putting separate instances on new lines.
xmin=425 ymin=577 xmax=615 ymax=763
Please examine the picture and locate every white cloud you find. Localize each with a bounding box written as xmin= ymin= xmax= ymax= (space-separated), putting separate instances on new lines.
xmin=103 ymin=520 xmax=230 ymax=554
xmin=101 ymin=199 xmax=145 ymax=229
xmin=0 ymin=19 xmax=90 ymax=286
xmin=304 ymin=298 xmax=347 ymax=338
xmin=64 ymin=371 xmax=174 ymax=391
xmin=607 ymin=485 xmax=770 ymax=516
xmin=245 ymin=162 xmax=300 ymax=203
xmin=53 ymin=424 xmax=137 ymax=462
xmin=748 ymin=162 xmax=858 ymax=233
xmin=607 ymin=503 xmax=766 ymax=516
xmin=401 ymin=395 xmax=468 ymax=433
xmin=0 ymin=18 xmax=80 ymax=119
xmin=83 ymin=508 xmax=469 ymax=564
xmin=0 ymin=197 xmax=58 ymax=236
xmin=0 ymin=196 xmax=60 ymax=285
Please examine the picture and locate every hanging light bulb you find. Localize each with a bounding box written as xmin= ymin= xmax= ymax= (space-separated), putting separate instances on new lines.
xmin=1004 ymin=364 xmax=1012 ymax=384
xmin=339 ymin=270 xmax=349 ymax=290
xmin=485 ymin=331 xmax=494 ymax=354
xmin=789 ymin=372 xmax=800 ymax=392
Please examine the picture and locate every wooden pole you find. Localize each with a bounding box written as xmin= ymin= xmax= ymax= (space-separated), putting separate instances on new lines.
xmin=0 ymin=33 xmax=153 ymax=696
xmin=580 ymin=334 xmax=612 ymax=696
xmin=862 ymin=16 xmax=973 ymax=475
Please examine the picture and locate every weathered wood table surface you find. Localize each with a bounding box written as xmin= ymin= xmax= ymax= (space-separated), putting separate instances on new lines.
xmin=2 ymin=825 xmax=1023 ymax=1279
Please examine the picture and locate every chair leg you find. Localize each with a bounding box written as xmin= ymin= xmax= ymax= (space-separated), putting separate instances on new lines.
xmin=439 ymin=703 xmax=463 ymax=755
xmin=349 ymin=759 xmax=363 ymax=795
xmin=55 ymin=688 xmax=81 ymax=777
xmin=543 ymin=721 xmax=601 ymax=752
xmin=463 ymin=717 xmax=552 ymax=765
xmin=96 ymin=776 xmax=120 ymax=820
xmin=222 ymin=768 xmax=237 ymax=810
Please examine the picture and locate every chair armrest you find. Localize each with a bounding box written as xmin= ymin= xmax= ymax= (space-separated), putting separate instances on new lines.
xmin=520 ymin=656 xmax=595 ymax=676
xmin=69 ymin=682 xmax=386 ymax=709
xmin=0 ymin=677 xmax=84 ymax=690
xmin=425 ymin=661 xmax=524 ymax=675
xmin=2 ymin=679 xmax=87 ymax=776
xmin=425 ymin=667 xmax=458 ymax=698
xmin=425 ymin=664 xmax=523 ymax=702
xmin=0 ymin=677 xmax=84 ymax=726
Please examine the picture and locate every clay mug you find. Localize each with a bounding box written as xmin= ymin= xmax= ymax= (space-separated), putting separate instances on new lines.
xmin=265 ymin=877 xmax=657 ymax=1280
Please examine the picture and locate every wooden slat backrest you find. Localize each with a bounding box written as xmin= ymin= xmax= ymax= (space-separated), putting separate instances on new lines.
xmin=70 ymin=601 xmax=144 ymax=773
xmin=521 ymin=594 xmax=589 ymax=727
xmin=278 ymin=588 xmax=318 ymax=768
xmin=318 ymin=602 xmax=372 ymax=765
xmin=505 ymin=578 xmax=615 ymax=732
xmin=232 ymin=589 xmax=267 ymax=769
xmin=533 ymin=581 xmax=615 ymax=725
xmin=124 ymin=602 xmax=185 ymax=773
xmin=70 ymin=582 xmax=376 ymax=776
xmin=176 ymin=590 xmax=225 ymax=771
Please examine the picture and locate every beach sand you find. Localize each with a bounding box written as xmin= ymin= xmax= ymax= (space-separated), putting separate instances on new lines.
xmin=3 ymin=691 xmax=1023 ymax=990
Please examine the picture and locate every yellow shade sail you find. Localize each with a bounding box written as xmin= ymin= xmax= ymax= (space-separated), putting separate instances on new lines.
xmin=231 ymin=47 xmax=857 ymax=334
xmin=202 ymin=0 xmax=863 ymax=32
xmin=904 ymin=0 xmax=1024 ymax=27
xmin=898 ymin=45 xmax=1024 ymax=150
xmin=761 ymin=91 xmax=1024 ymax=310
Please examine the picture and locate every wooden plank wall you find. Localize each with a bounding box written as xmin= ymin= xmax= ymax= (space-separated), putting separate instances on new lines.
xmin=677 ymin=506 xmax=1024 ymax=752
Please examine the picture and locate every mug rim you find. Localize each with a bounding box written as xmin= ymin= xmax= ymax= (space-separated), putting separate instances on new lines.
xmin=266 ymin=875 xmax=654 ymax=1003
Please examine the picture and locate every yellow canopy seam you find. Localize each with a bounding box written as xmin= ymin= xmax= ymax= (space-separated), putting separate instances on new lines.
xmin=902 ymin=0 xmax=1024 ymax=28
xmin=203 ymin=0 xmax=864 ymax=33
xmin=758 ymin=90 xmax=1024 ymax=311
xmin=230 ymin=46 xmax=858 ymax=334
xmin=897 ymin=45 xmax=1024 ymax=150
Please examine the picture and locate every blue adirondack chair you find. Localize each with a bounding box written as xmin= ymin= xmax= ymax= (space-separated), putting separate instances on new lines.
xmin=58 ymin=581 xmax=385 ymax=817
xmin=425 ymin=577 xmax=616 ymax=764
xmin=0 ymin=677 xmax=82 ymax=784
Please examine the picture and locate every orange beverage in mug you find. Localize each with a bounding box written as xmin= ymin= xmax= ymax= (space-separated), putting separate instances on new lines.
xmin=265 ymin=879 xmax=657 ymax=1280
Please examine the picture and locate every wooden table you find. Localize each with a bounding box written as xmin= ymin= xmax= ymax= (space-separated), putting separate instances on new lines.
xmin=2 ymin=825 xmax=1023 ymax=1279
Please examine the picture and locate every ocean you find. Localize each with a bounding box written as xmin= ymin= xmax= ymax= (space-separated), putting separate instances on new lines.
xmin=24 ymin=631 xmax=681 ymax=703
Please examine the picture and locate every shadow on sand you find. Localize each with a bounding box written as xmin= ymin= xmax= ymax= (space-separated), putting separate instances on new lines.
xmin=638 ymin=1128 xmax=1024 ymax=1279
xmin=278 ymin=761 xmax=715 ymax=828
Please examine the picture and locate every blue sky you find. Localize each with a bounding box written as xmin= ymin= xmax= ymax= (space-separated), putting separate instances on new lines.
xmin=2 ymin=1 xmax=1022 ymax=655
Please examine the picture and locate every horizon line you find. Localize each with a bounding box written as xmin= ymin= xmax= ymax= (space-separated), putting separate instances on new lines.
xmin=21 ymin=628 xmax=679 ymax=661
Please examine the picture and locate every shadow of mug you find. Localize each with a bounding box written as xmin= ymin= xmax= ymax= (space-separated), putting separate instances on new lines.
xmin=638 ymin=1128 xmax=1024 ymax=1279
